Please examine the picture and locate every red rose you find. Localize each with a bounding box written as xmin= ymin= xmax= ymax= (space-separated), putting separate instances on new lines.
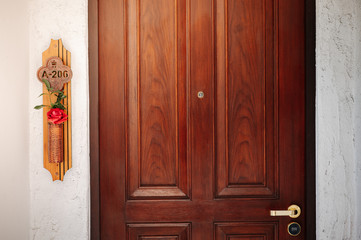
xmin=47 ymin=108 xmax=68 ymax=124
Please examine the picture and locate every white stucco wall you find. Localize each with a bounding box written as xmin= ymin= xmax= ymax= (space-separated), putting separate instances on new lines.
xmin=0 ymin=1 xmax=29 ymax=240
xmin=28 ymin=0 xmax=89 ymax=239
xmin=316 ymin=0 xmax=361 ymax=239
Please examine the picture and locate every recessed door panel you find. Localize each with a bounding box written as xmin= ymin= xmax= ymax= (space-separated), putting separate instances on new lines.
xmin=127 ymin=223 xmax=191 ymax=240
xmin=126 ymin=0 xmax=189 ymax=200
xmin=215 ymin=222 xmax=277 ymax=240
xmin=215 ymin=0 xmax=278 ymax=198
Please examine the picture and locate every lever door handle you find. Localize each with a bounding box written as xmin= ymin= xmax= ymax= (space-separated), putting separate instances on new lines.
xmin=270 ymin=205 xmax=301 ymax=218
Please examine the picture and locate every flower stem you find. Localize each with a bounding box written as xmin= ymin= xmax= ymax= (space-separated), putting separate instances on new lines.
xmin=48 ymin=91 xmax=53 ymax=109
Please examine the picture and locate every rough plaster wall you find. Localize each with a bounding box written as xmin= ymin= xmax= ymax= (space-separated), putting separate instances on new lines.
xmin=353 ymin=2 xmax=361 ymax=240
xmin=28 ymin=0 xmax=89 ymax=239
xmin=0 ymin=1 xmax=29 ymax=239
xmin=316 ymin=0 xmax=361 ymax=239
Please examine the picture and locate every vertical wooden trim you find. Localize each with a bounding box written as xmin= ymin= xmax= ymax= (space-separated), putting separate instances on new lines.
xmin=67 ymin=51 xmax=72 ymax=170
xmin=305 ymin=0 xmax=316 ymax=238
xmin=89 ymin=0 xmax=100 ymax=239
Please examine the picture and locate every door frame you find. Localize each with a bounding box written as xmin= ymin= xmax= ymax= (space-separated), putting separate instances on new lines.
xmin=88 ymin=0 xmax=316 ymax=239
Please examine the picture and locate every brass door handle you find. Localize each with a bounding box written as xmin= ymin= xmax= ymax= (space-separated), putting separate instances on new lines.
xmin=270 ymin=205 xmax=301 ymax=218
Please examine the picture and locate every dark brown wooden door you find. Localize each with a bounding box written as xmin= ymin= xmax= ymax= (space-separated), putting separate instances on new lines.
xmin=98 ymin=0 xmax=305 ymax=239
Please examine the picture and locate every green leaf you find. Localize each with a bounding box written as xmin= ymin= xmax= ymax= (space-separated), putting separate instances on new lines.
xmin=42 ymin=79 xmax=51 ymax=90
xmin=37 ymin=93 xmax=47 ymax=98
xmin=34 ymin=105 xmax=46 ymax=110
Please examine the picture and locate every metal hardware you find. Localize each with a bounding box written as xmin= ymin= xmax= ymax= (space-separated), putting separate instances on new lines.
xmin=197 ymin=91 xmax=204 ymax=99
xmin=270 ymin=205 xmax=301 ymax=218
xmin=288 ymin=222 xmax=301 ymax=236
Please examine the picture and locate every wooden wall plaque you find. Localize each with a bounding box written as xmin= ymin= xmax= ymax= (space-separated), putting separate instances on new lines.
xmin=37 ymin=56 xmax=72 ymax=91
xmin=40 ymin=39 xmax=72 ymax=181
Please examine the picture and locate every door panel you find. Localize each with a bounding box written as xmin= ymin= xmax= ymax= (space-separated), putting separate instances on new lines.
xmin=98 ymin=0 xmax=305 ymax=238
xmin=127 ymin=223 xmax=191 ymax=240
xmin=126 ymin=0 xmax=189 ymax=200
xmin=215 ymin=222 xmax=277 ymax=240
xmin=215 ymin=0 xmax=278 ymax=198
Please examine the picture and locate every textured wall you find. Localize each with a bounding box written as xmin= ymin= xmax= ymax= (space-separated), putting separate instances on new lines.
xmin=28 ymin=0 xmax=89 ymax=239
xmin=0 ymin=1 xmax=29 ymax=239
xmin=316 ymin=0 xmax=361 ymax=239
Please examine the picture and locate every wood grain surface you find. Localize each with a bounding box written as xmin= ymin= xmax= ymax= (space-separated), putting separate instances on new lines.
xmin=41 ymin=39 xmax=72 ymax=181
xmin=97 ymin=0 xmax=306 ymax=239
xmin=215 ymin=0 xmax=277 ymax=198
xmin=126 ymin=0 xmax=189 ymax=199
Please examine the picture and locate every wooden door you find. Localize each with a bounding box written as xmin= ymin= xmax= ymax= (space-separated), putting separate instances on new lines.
xmin=97 ymin=0 xmax=305 ymax=239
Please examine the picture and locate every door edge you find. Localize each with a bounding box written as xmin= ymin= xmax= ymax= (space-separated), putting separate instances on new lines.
xmin=305 ymin=0 xmax=316 ymax=239
xmin=89 ymin=0 xmax=100 ymax=239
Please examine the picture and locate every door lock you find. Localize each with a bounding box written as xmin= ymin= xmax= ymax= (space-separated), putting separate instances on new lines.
xmin=288 ymin=222 xmax=302 ymax=236
xmin=270 ymin=205 xmax=301 ymax=218
xmin=197 ymin=91 xmax=204 ymax=99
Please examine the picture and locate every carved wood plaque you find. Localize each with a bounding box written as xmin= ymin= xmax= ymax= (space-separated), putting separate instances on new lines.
xmin=37 ymin=56 xmax=73 ymax=91
xmin=39 ymin=39 xmax=72 ymax=181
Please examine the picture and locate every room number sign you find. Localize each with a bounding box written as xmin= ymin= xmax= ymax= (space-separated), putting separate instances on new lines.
xmin=36 ymin=39 xmax=73 ymax=181
xmin=37 ymin=56 xmax=73 ymax=91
